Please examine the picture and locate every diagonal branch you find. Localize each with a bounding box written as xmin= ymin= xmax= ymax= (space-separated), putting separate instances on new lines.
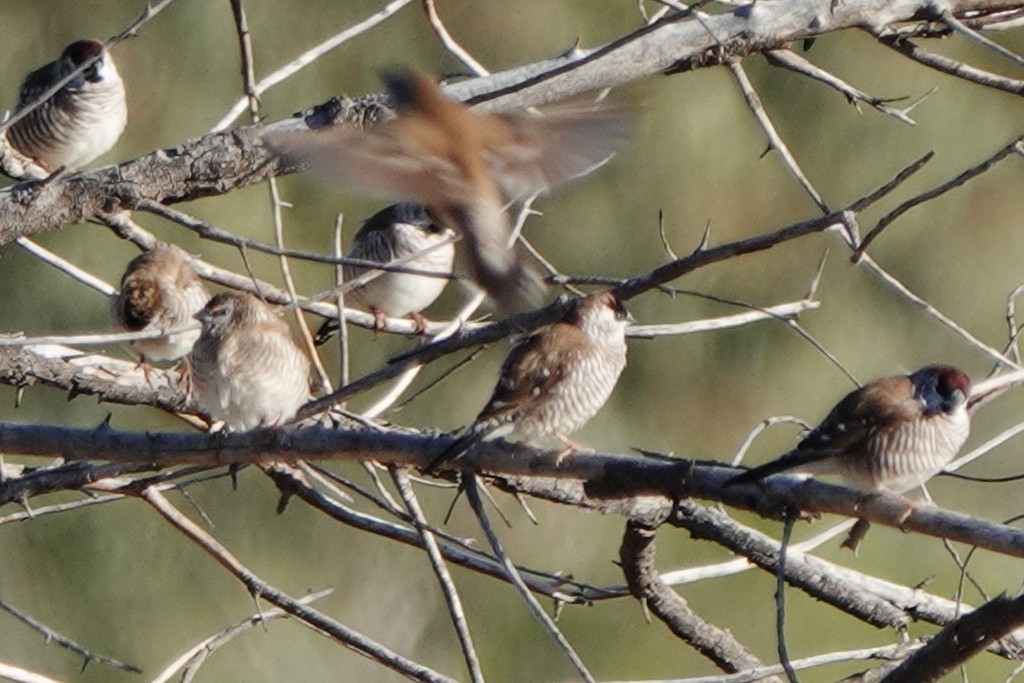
xmin=619 ymin=520 xmax=782 ymax=680
xmin=854 ymin=135 xmax=1024 ymax=258
xmin=0 ymin=596 xmax=141 ymax=674
xmin=464 ymin=474 xmax=595 ymax=683
xmin=137 ymin=484 xmax=455 ymax=683
xmin=727 ymin=58 xmax=830 ymax=213
xmin=880 ymin=593 xmax=1024 ymax=682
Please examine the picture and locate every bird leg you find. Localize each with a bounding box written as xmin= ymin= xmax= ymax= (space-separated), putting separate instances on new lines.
xmin=370 ymin=307 xmax=388 ymax=336
xmin=176 ymin=357 xmax=194 ymax=397
xmin=410 ymin=312 xmax=431 ymax=338
xmin=554 ymin=434 xmax=593 ymax=466
xmin=843 ymin=490 xmax=918 ymax=551
xmin=40 ymin=163 xmax=68 ymax=185
xmin=841 ymin=518 xmax=871 ymax=553
xmin=134 ymin=356 xmax=156 ymax=388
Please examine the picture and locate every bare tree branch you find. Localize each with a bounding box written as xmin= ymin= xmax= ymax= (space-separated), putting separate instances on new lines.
xmin=880 ymin=593 xmax=1024 ymax=682
xmin=619 ymin=520 xmax=782 ymax=680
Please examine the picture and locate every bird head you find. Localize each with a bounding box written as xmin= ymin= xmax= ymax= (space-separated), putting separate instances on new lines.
xmin=572 ymin=291 xmax=633 ymax=340
xmin=913 ymin=364 xmax=971 ymax=417
xmin=195 ymin=292 xmax=245 ymax=337
xmin=60 ymin=40 xmax=110 ymax=88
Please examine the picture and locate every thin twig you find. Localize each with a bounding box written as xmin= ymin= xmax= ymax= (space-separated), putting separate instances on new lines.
xmin=0 ymin=324 xmax=199 ymax=348
xmin=0 ymin=661 xmax=63 ymax=683
xmin=729 ymin=416 xmax=811 ymax=468
xmin=269 ymin=176 xmax=332 ymax=390
xmin=135 ymin=199 xmax=456 ymax=281
xmin=0 ymin=596 xmax=141 ymax=674
xmin=855 ymin=135 xmax=1023 ymax=259
xmin=834 ymin=219 xmax=1021 ymax=369
xmin=602 ymin=642 xmax=923 ymax=683
xmin=15 ymin=238 xmax=116 ymax=296
xmin=937 ymin=5 xmax=1024 ymax=69
xmin=227 ymin=0 xmax=333 ymax=392
xmin=150 ymin=589 xmax=333 ymax=683
xmin=421 ymin=0 xmax=490 ymax=76
xmin=1004 ymin=282 xmax=1024 ymax=365
xmin=877 ymin=33 xmax=1024 ymax=96
xmin=138 ymin=485 xmax=454 ymax=683
xmin=945 ymin=416 xmax=1024 ymax=474
xmin=727 ymin=58 xmax=829 ymax=214
xmin=211 ymin=0 xmax=415 ymax=131
xmin=764 ymin=49 xmax=922 ymax=125
xmin=391 ymin=467 xmax=484 ymax=683
xmin=264 ymin=464 xmax=592 ymax=600
xmin=774 ymin=512 xmax=799 ymax=683
xmin=627 ymin=299 xmax=820 ymax=338
xmin=362 ymin=292 xmax=486 ymax=419
xmin=464 ymin=474 xmax=595 ymax=682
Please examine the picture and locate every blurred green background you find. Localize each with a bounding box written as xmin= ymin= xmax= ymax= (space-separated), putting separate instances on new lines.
xmin=1 ymin=1 xmax=1023 ymax=681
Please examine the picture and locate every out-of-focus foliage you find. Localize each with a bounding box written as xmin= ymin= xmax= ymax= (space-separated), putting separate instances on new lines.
xmin=1 ymin=2 xmax=1022 ymax=681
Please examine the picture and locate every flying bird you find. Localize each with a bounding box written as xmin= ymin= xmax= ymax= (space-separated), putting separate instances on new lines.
xmin=725 ymin=364 xmax=972 ymax=494
xmin=4 ymin=39 xmax=127 ymax=179
xmin=111 ymin=244 xmax=210 ymax=366
xmin=316 ymin=202 xmax=455 ymax=341
xmin=425 ymin=291 xmax=631 ymax=474
xmin=265 ymin=69 xmax=632 ymax=312
xmin=189 ymin=292 xmax=311 ymax=431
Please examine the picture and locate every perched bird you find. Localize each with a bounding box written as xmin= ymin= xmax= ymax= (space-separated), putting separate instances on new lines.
xmin=4 ymin=39 xmax=127 ymax=179
xmin=316 ymin=202 xmax=455 ymax=342
xmin=190 ymin=292 xmax=311 ymax=431
xmin=725 ymin=365 xmax=972 ymax=494
xmin=111 ymin=244 xmax=210 ymax=365
xmin=425 ymin=290 xmax=631 ymax=473
xmin=266 ymin=69 xmax=632 ymax=312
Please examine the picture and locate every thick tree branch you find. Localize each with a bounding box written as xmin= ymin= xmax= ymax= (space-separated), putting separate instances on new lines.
xmin=2 ymin=0 xmax=1019 ymax=246
xmin=620 ymin=520 xmax=782 ymax=680
xmin=3 ymin=423 xmax=1024 ymax=560
xmin=880 ymin=593 xmax=1024 ymax=682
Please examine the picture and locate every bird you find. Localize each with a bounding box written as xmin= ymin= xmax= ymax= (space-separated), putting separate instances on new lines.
xmin=424 ymin=290 xmax=632 ymax=474
xmin=725 ymin=364 xmax=972 ymax=495
xmin=315 ymin=202 xmax=455 ymax=342
xmin=265 ymin=68 xmax=632 ymax=313
xmin=189 ymin=292 xmax=311 ymax=431
xmin=4 ymin=39 xmax=127 ymax=179
xmin=111 ymin=244 xmax=210 ymax=366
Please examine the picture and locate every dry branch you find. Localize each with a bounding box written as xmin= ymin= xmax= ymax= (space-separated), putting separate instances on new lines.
xmin=3 ymin=0 xmax=1020 ymax=246
xmin=619 ymin=520 xmax=782 ymax=679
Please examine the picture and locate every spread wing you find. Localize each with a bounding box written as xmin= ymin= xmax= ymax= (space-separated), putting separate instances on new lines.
xmin=263 ymin=122 xmax=477 ymax=205
xmin=483 ymin=100 xmax=634 ymax=199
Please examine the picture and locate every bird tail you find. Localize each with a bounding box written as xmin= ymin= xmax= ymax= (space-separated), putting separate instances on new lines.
xmin=474 ymin=257 xmax=545 ymax=314
xmin=314 ymin=318 xmax=339 ymax=345
xmin=723 ymin=450 xmax=822 ymax=488
xmin=424 ymin=431 xmax=480 ymax=475
xmin=456 ymin=200 xmax=546 ymax=313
